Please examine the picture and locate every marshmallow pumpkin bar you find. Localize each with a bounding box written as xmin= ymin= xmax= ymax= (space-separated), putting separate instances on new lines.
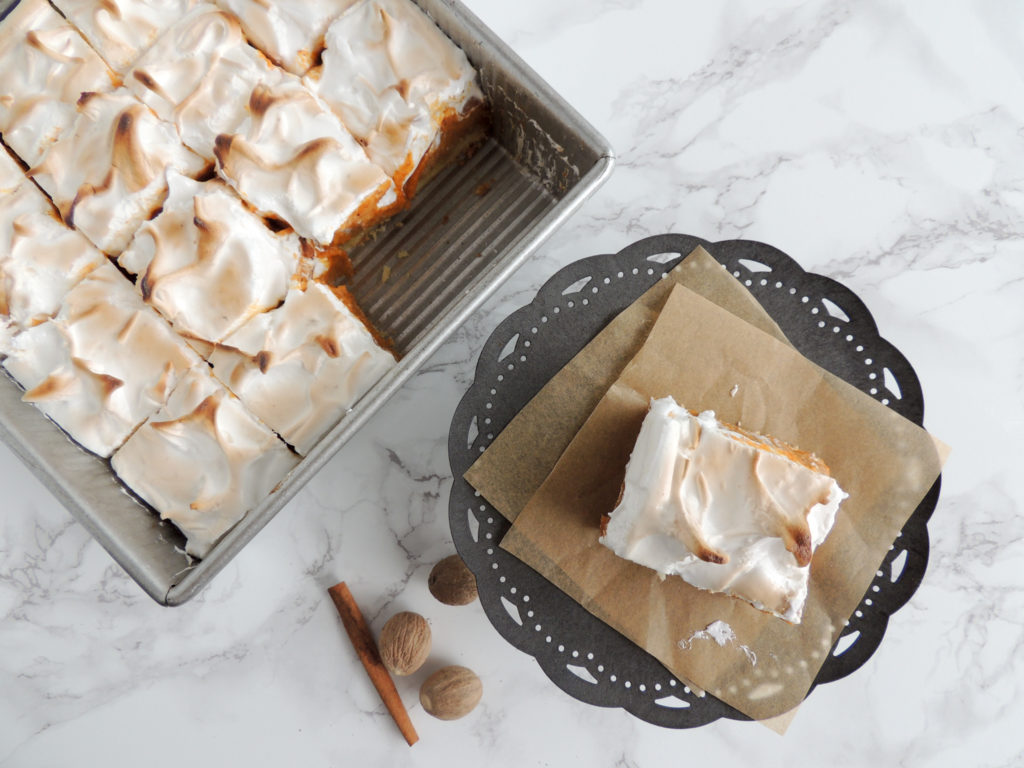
xmin=306 ymin=0 xmax=485 ymax=198
xmin=126 ymin=4 xmax=276 ymax=160
xmin=50 ymin=0 xmax=202 ymax=74
xmin=0 ymin=148 xmax=108 ymax=347
xmin=200 ymin=282 xmax=397 ymax=456
xmin=111 ymin=365 xmax=299 ymax=558
xmin=117 ymin=171 xmax=307 ymax=347
xmin=1 ymin=261 xmax=202 ymax=458
xmin=212 ymin=70 xmax=397 ymax=246
xmin=0 ymin=0 xmax=116 ymax=166
xmin=212 ymin=0 xmax=360 ymax=76
xmin=28 ymin=87 xmax=208 ymax=256
xmin=125 ymin=4 xmax=397 ymax=247
xmin=600 ymin=396 xmax=846 ymax=624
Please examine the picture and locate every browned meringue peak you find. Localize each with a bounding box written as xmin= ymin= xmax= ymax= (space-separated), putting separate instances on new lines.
xmin=0 ymin=178 xmax=108 ymax=349
xmin=307 ymin=0 xmax=483 ymax=189
xmin=118 ymin=171 xmax=304 ymax=346
xmin=127 ymin=3 xmax=276 ymax=160
xmin=205 ymin=282 xmax=397 ymax=456
xmin=28 ymin=87 xmax=208 ymax=256
xmin=111 ymin=364 xmax=299 ymax=558
xmin=1 ymin=261 xmax=203 ymax=458
xmin=213 ymin=0 xmax=360 ymax=76
xmin=51 ymin=0 xmax=202 ymax=75
xmin=0 ymin=0 xmax=117 ymax=166
xmin=213 ymin=72 xmax=395 ymax=245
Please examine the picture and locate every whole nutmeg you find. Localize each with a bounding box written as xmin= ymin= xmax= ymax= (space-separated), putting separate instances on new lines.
xmin=419 ymin=665 xmax=482 ymax=720
xmin=378 ymin=611 xmax=431 ymax=676
xmin=428 ymin=555 xmax=478 ymax=606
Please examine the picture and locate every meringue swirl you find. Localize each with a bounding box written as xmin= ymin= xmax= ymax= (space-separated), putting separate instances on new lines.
xmin=29 ymin=88 xmax=208 ymax=255
xmin=111 ymin=365 xmax=299 ymax=557
xmin=118 ymin=171 xmax=303 ymax=346
xmin=0 ymin=0 xmax=117 ymax=165
xmin=205 ymin=282 xmax=397 ymax=455
xmin=600 ymin=397 xmax=846 ymax=623
xmin=2 ymin=262 xmax=202 ymax=457
xmin=1 ymin=177 xmax=107 ymax=341
xmin=213 ymin=72 xmax=394 ymax=245
xmin=307 ymin=0 xmax=483 ymax=189
xmin=213 ymin=0 xmax=360 ymax=75
xmin=51 ymin=0 xmax=202 ymax=74
xmin=128 ymin=4 xmax=275 ymax=159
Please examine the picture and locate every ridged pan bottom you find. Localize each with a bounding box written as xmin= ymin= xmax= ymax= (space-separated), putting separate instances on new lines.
xmin=348 ymin=138 xmax=555 ymax=353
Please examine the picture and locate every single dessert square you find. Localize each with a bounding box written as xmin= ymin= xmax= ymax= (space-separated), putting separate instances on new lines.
xmin=203 ymin=282 xmax=397 ymax=455
xmin=127 ymin=4 xmax=276 ymax=159
xmin=307 ymin=0 xmax=484 ymax=196
xmin=213 ymin=71 xmax=396 ymax=246
xmin=111 ymin=365 xmax=300 ymax=558
xmin=1 ymin=173 xmax=108 ymax=346
xmin=0 ymin=0 xmax=116 ymax=165
xmin=600 ymin=396 xmax=846 ymax=623
xmin=29 ymin=87 xmax=209 ymax=256
xmin=50 ymin=0 xmax=201 ymax=74
xmin=213 ymin=0 xmax=360 ymax=75
xmin=1 ymin=261 xmax=202 ymax=457
xmin=118 ymin=171 xmax=305 ymax=346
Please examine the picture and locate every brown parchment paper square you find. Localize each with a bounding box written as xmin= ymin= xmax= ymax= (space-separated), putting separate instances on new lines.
xmin=498 ymin=282 xmax=948 ymax=722
xmin=465 ymin=245 xmax=795 ymax=726
xmin=465 ymin=246 xmax=789 ymax=522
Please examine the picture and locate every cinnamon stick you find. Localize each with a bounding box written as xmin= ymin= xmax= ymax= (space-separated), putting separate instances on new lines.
xmin=328 ymin=581 xmax=419 ymax=746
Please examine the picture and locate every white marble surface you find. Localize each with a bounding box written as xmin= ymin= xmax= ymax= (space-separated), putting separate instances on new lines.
xmin=2 ymin=0 xmax=1023 ymax=765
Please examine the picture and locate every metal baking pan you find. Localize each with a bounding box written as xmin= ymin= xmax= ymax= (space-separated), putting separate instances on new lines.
xmin=0 ymin=0 xmax=614 ymax=604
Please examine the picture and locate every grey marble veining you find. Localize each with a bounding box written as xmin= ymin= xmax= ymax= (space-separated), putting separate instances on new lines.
xmin=2 ymin=0 xmax=1024 ymax=765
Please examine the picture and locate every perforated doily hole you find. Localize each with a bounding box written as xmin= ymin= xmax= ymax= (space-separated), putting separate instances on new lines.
xmin=733 ymin=259 xmax=911 ymax=412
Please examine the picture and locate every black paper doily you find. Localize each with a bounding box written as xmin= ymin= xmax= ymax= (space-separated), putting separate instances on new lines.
xmin=447 ymin=235 xmax=940 ymax=728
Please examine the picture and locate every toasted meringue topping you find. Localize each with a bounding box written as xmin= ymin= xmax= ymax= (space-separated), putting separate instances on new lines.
xmin=0 ymin=0 xmax=482 ymax=529
xmin=51 ymin=0 xmax=201 ymax=74
xmin=29 ymin=87 xmax=208 ymax=255
xmin=0 ymin=146 xmax=27 ymax=192
xmin=213 ymin=72 xmax=394 ymax=244
xmin=0 ymin=180 xmax=107 ymax=338
xmin=213 ymin=0 xmax=360 ymax=75
xmin=0 ymin=0 xmax=116 ymax=165
xmin=111 ymin=365 xmax=299 ymax=558
xmin=600 ymin=397 xmax=846 ymax=624
xmin=308 ymin=0 xmax=482 ymax=187
xmin=206 ymin=283 xmax=396 ymax=455
xmin=118 ymin=171 xmax=303 ymax=345
xmin=1 ymin=262 xmax=202 ymax=456
xmin=128 ymin=4 xmax=275 ymax=159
